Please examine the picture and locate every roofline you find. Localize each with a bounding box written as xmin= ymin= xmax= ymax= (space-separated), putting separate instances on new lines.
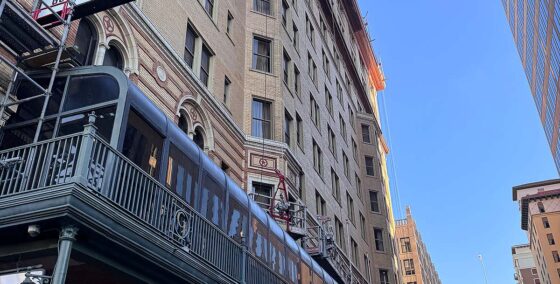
xmin=512 ymin=179 xmax=560 ymax=200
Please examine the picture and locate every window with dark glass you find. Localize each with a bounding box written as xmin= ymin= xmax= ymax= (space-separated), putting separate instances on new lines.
xmin=227 ymin=197 xmax=248 ymax=244
xmin=543 ymin=217 xmax=550 ymax=228
xmin=281 ymin=0 xmax=288 ymax=27
xmin=193 ymin=128 xmax=205 ymax=149
xmin=365 ymin=156 xmax=375 ymax=176
xmin=335 ymin=217 xmax=345 ymax=252
xmin=292 ymin=22 xmax=299 ymax=50
xmin=200 ymin=174 xmax=225 ymax=228
xmin=379 ymin=269 xmax=389 ymax=284
xmin=538 ymin=201 xmax=545 ymax=213
xmin=351 ymin=238 xmax=358 ymax=266
xmin=253 ymin=37 xmax=272 ymax=72
xmin=227 ymin=11 xmax=234 ymax=34
xmin=369 ymin=191 xmax=380 ymax=212
xmin=313 ymin=140 xmax=323 ymax=175
xmin=200 ymin=45 xmax=211 ymax=86
xmin=331 ymin=168 xmax=340 ymax=201
xmin=102 ymin=45 xmax=124 ymax=69
xmin=315 ymin=190 xmax=326 ymax=215
xmin=75 ymin=19 xmax=98 ymax=65
xmin=294 ymin=66 xmax=300 ymax=95
xmin=374 ymin=228 xmax=384 ymax=251
xmin=284 ymin=110 xmax=293 ymax=146
xmin=283 ymin=50 xmax=290 ymax=84
xmin=326 ymin=87 xmax=333 ymax=115
xmin=203 ymin=0 xmax=214 ymax=16
xmin=548 ymin=233 xmax=556 ymax=245
xmin=63 ymin=74 xmax=119 ymax=112
xmin=347 ymin=192 xmax=354 ymax=224
xmin=224 ymin=76 xmax=231 ymax=105
xmin=185 ymin=26 xmax=197 ymax=68
xmin=122 ymin=109 xmax=164 ymax=178
xmin=254 ymin=0 xmax=271 ymax=15
xmin=362 ymin=124 xmax=371 ymax=143
xmin=166 ymin=143 xmax=199 ymax=205
xmin=57 ymin=107 xmax=116 ymax=142
xmin=252 ymin=181 xmax=273 ymax=208
xmin=296 ymin=113 xmax=303 ymax=147
xmin=252 ymin=99 xmax=271 ymax=139
xmin=178 ymin=112 xmax=189 ymax=134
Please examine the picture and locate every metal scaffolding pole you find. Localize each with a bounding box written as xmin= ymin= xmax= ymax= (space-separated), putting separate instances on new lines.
xmin=33 ymin=0 xmax=75 ymax=142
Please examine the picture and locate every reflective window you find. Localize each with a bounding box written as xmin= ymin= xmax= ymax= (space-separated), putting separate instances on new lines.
xmin=185 ymin=25 xmax=197 ymax=68
xmin=227 ymin=197 xmax=248 ymax=244
xmin=58 ymin=107 xmax=116 ymax=141
xmin=250 ymin=217 xmax=269 ymax=263
xmin=8 ymin=78 xmax=65 ymax=124
xmin=122 ymin=110 xmax=163 ymax=178
xmin=63 ymin=75 xmax=119 ymax=111
xmin=165 ymin=143 xmax=199 ymax=205
xmin=200 ymin=174 xmax=225 ymax=228
xmin=270 ymin=235 xmax=286 ymax=275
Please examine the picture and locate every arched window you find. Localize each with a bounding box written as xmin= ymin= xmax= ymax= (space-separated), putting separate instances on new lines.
xmin=193 ymin=127 xmax=205 ymax=149
xmin=75 ymin=19 xmax=98 ymax=66
xmin=103 ymin=45 xmax=124 ymax=69
xmin=178 ymin=112 xmax=189 ymax=134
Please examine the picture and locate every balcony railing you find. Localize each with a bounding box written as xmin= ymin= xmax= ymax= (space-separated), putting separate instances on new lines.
xmin=0 ymin=119 xmax=284 ymax=284
xmin=248 ymin=192 xmax=307 ymax=237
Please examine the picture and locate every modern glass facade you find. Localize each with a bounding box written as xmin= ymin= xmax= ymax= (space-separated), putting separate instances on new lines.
xmin=504 ymin=0 xmax=560 ymax=170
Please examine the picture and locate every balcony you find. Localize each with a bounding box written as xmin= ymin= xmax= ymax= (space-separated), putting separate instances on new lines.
xmin=303 ymin=215 xmax=369 ymax=284
xmin=0 ymin=123 xmax=284 ymax=284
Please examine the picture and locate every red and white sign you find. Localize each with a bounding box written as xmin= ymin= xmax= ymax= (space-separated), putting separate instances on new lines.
xmin=33 ymin=0 xmax=134 ymax=26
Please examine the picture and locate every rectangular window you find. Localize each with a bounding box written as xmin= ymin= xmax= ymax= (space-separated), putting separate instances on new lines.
xmin=283 ymin=50 xmax=290 ymax=84
xmin=343 ymin=152 xmax=349 ymax=177
xmin=328 ymin=125 xmax=337 ymax=157
xmin=400 ymin=237 xmax=412 ymax=253
xmin=315 ymin=190 xmax=326 ymax=215
xmin=252 ymin=181 xmax=274 ymax=208
xmin=223 ymin=76 xmax=231 ymax=105
xmin=548 ymin=233 xmax=556 ymax=245
xmin=310 ymin=94 xmax=320 ymax=128
xmin=252 ymin=99 xmax=271 ymax=139
xmin=351 ymin=238 xmax=359 ymax=266
xmin=379 ymin=269 xmax=389 ymax=284
xmin=203 ymin=0 xmax=214 ymax=16
xmin=281 ymin=0 xmax=288 ymax=27
xmin=356 ymin=175 xmax=362 ymax=198
xmin=254 ymin=0 xmax=272 ymax=15
xmin=253 ymin=37 xmax=272 ymax=73
xmin=361 ymin=124 xmax=371 ymax=143
xmin=336 ymin=80 xmax=343 ymax=103
xmin=369 ymin=191 xmax=380 ymax=212
xmin=352 ymin=139 xmax=358 ymax=159
xmin=347 ymin=192 xmax=355 ymax=224
xmin=294 ymin=66 xmax=300 ymax=95
xmin=296 ymin=113 xmax=303 ymax=147
xmin=308 ymin=53 xmax=317 ymax=86
xmin=184 ymin=25 xmax=197 ymax=68
xmin=284 ymin=110 xmax=293 ymax=146
xmin=404 ymin=259 xmax=415 ymax=275
xmin=123 ymin=109 xmax=164 ymax=178
xmin=227 ymin=12 xmax=234 ymax=34
xmin=306 ymin=14 xmax=314 ymax=45
xmin=543 ymin=217 xmax=550 ymax=228
xmin=326 ymin=87 xmax=333 ymax=115
xmin=335 ymin=217 xmax=346 ymax=252
xmin=323 ymin=50 xmax=330 ymax=78
xmin=292 ymin=22 xmax=299 ymax=50
xmin=360 ymin=213 xmax=366 ymax=239
xmin=200 ymin=45 xmax=211 ymax=86
xmin=365 ymin=156 xmax=375 ymax=176
xmin=374 ymin=228 xmax=384 ymax=251
xmin=553 ymin=251 xmax=560 ymax=263
xmin=331 ymin=168 xmax=340 ymax=201
xmin=339 ymin=114 xmax=347 ymax=141
xmin=313 ymin=140 xmax=323 ymax=175
xmin=349 ymin=106 xmax=355 ymax=128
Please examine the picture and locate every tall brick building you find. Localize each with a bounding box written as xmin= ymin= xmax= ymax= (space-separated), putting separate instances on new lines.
xmin=395 ymin=207 xmax=441 ymax=284
xmin=0 ymin=0 xmax=399 ymax=283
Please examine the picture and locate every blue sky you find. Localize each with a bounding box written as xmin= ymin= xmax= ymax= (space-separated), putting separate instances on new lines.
xmin=358 ymin=0 xmax=559 ymax=283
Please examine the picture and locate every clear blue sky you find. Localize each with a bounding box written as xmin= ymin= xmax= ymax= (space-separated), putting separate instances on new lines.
xmin=358 ymin=0 xmax=559 ymax=283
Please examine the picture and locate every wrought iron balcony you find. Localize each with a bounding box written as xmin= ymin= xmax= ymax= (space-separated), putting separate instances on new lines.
xmin=0 ymin=122 xmax=284 ymax=284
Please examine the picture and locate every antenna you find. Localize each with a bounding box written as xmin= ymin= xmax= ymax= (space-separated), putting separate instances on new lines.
xmin=477 ymin=254 xmax=489 ymax=284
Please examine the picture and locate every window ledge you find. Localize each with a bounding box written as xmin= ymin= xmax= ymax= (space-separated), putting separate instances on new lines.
xmin=251 ymin=9 xmax=276 ymax=19
xmin=250 ymin=68 xmax=276 ymax=77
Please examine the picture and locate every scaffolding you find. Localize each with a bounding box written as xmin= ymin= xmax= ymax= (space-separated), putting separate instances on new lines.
xmin=0 ymin=0 xmax=75 ymax=142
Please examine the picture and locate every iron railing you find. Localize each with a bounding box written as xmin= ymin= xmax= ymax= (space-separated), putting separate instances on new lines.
xmin=0 ymin=119 xmax=285 ymax=284
xmin=248 ymin=192 xmax=307 ymax=236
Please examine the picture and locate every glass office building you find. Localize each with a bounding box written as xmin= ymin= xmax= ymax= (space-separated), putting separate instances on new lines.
xmin=504 ymin=0 xmax=560 ymax=171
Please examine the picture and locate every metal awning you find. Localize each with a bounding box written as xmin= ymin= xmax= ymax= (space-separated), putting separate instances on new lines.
xmin=0 ymin=0 xmax=55 ymax=55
